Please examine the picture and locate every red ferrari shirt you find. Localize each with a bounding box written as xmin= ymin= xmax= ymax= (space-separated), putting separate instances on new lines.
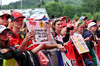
xmin=8 ymin=29 xmax=37 ymax=51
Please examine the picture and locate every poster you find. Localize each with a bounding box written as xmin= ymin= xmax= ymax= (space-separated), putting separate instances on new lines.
xmin=26 ymin=19 xmax=50 ymax=44
xmin=70 ymin=34 xmax=89 ymax=54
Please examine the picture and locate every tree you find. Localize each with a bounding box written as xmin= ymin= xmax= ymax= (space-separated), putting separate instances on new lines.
xmin=82 ymin=0 xmax=95 ymax=14
xmin=42 ymin=0 xmax=45 ymax=5
xmin=44 ymin=1 xmax=64 ymax=18
xmin=54 ymin=0 xmax=59 ymax=2
xmin=72 ymin=14 xmax=78 ymax=20
xmin=94 ymin=0 xmax=100 ymax=12
xmin=62 ymin=4 xmax=76 ymax=19
xmin=93 ymin=12 xmax=100 ymax=21
xmin=86 ymin=13 xmax=93 ymax=20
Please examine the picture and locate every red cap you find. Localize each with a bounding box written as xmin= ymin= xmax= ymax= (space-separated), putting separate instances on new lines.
xmin=97 ymin=22 xmax=100 ymax=26
xmin=61 ymin=23 xmax=67 ymax=28
xmin=86 ymin=20 xmax=92 ymax=27
xmin=59 ymin=16 xmax=67 ymax=20
xmin=11 ymin=12 xmax=25 ymax=22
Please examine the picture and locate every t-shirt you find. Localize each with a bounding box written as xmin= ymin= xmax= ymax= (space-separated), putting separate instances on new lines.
xmin=8 ymin=29 xmax=37 ymax=51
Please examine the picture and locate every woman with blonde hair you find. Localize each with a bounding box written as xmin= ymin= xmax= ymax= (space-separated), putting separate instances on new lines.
xmin=83 ymin=22 xmax=100 ymax=66
xmin=73 ymin=21 xmax=94 ymax=66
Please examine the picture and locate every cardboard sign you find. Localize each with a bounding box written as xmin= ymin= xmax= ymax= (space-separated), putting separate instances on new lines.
xmin=26 ymin=20 xmax=50 ymax=44
xmin=70 ymin=34 xmax=89 ymax=54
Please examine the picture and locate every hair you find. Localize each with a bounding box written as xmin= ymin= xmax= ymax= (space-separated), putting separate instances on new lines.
xmin=52 ymin=18 xmax=61 ymax=31
xmin=0 ymin=39 xmax=10 ymax=48
xmin=75 ymin=17 xmax=79 ymax=22
xmin=75 ymin=21 xmax=85 ymax=32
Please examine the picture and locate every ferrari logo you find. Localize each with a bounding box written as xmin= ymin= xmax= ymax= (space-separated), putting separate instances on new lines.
xmin=16 ymin=13 xmax=19 ymax=15
xmin=21 ymin=34 xmax=24 ymax=39
xmin=39 ymin=21 xmax=44 ymax=28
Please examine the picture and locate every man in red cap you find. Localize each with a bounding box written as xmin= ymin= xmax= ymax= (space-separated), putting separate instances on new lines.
xmin=8 ymin=12 xmax=45 ymax=52
xmin=9 ymin=12 xmax=66 ymax=52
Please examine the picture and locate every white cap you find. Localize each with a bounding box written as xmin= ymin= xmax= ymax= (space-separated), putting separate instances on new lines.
xmin=0 ymin=25 xmax=10 ymax=33
xmin=88 ymin=22 xmax=97 ymax=29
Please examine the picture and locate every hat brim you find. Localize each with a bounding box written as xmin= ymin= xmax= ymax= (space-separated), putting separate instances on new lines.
xmin=0 ymin=28 xmax=10 ymax=34
xmin=84 ymin=17 xmax=88 ymax=19
xmin=12 ymin=16 xmax=26 ymax=22
xmin=5 ymin=28 xmax=10 ymax=31
xmin=63 ymin=16 xmax=67 ymax=19
xmin=0 ymin=14 xmax=11 ymax=19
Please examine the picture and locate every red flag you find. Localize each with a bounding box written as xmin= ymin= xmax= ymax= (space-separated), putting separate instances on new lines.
xmin=0 ymin=0 xmax=2 ymax=6
xmin=40 ymin=0 xmax=42 ymax=4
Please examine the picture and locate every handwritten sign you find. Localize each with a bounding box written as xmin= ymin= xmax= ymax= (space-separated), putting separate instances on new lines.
xmin=26 ymin=20 xmax=50 ymax=44
xmin=70 ymin=34 xmax=89 ymax=54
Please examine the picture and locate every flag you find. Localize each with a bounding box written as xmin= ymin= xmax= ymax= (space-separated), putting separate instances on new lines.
xmin=0 ymin=0 xmax=2 ymax=6
xmin=21 ymin=0 xmax=22 ymax=9
xmin=21 ymin=0 xmax=22 ymax=5
xmin=40 ymin=0 xmax=42 ymax=4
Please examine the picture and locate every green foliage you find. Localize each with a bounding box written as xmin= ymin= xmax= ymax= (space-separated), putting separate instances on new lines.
xmin=54 ymin=0 xmax=59 ymax=2
xmin=81 ymin=12 xmax=87 ymax=16
xmin=94 ymin=0 xmax=100 ymax=12
xmin=72 ymin=14 xmax=79 ymax=20
xmin=85 ymin=13 xmax=93 ymax=20
xmin=62 ymin=4 xmax=76 ymax=18
xmin=44 ymin=1 xmax=64 ymax=18
xmin=93 ymin=12 xmax=100 ymax=21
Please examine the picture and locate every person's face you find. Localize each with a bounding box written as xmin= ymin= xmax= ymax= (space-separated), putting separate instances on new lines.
xmin=91 ymin=25 xmax=97 ymax=32
xmin=61 ymin=26 xmax=67 ymax=36
xmin=83 ymin=19 xmax=87 ymax=24
xmin=0 ymin=30 xmax=9 ymax=41
xmin=77 ymin=25 xmax=84 ymax=33
xmin=55 ymin=21 xmax=62 ymax=31
xmin=0 ymin=15 xmax=8 ymax=26
xmin=13 ymin=18 xmax=24 ymax=29
xmin=70 ymin=28 xmax=76 ymax=36
xmin=61 ymin=19 xmax=66 ymax=23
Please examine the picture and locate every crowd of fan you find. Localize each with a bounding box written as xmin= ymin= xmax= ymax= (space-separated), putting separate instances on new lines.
xmin=0 ymin=10 xmax=100 ymax=66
